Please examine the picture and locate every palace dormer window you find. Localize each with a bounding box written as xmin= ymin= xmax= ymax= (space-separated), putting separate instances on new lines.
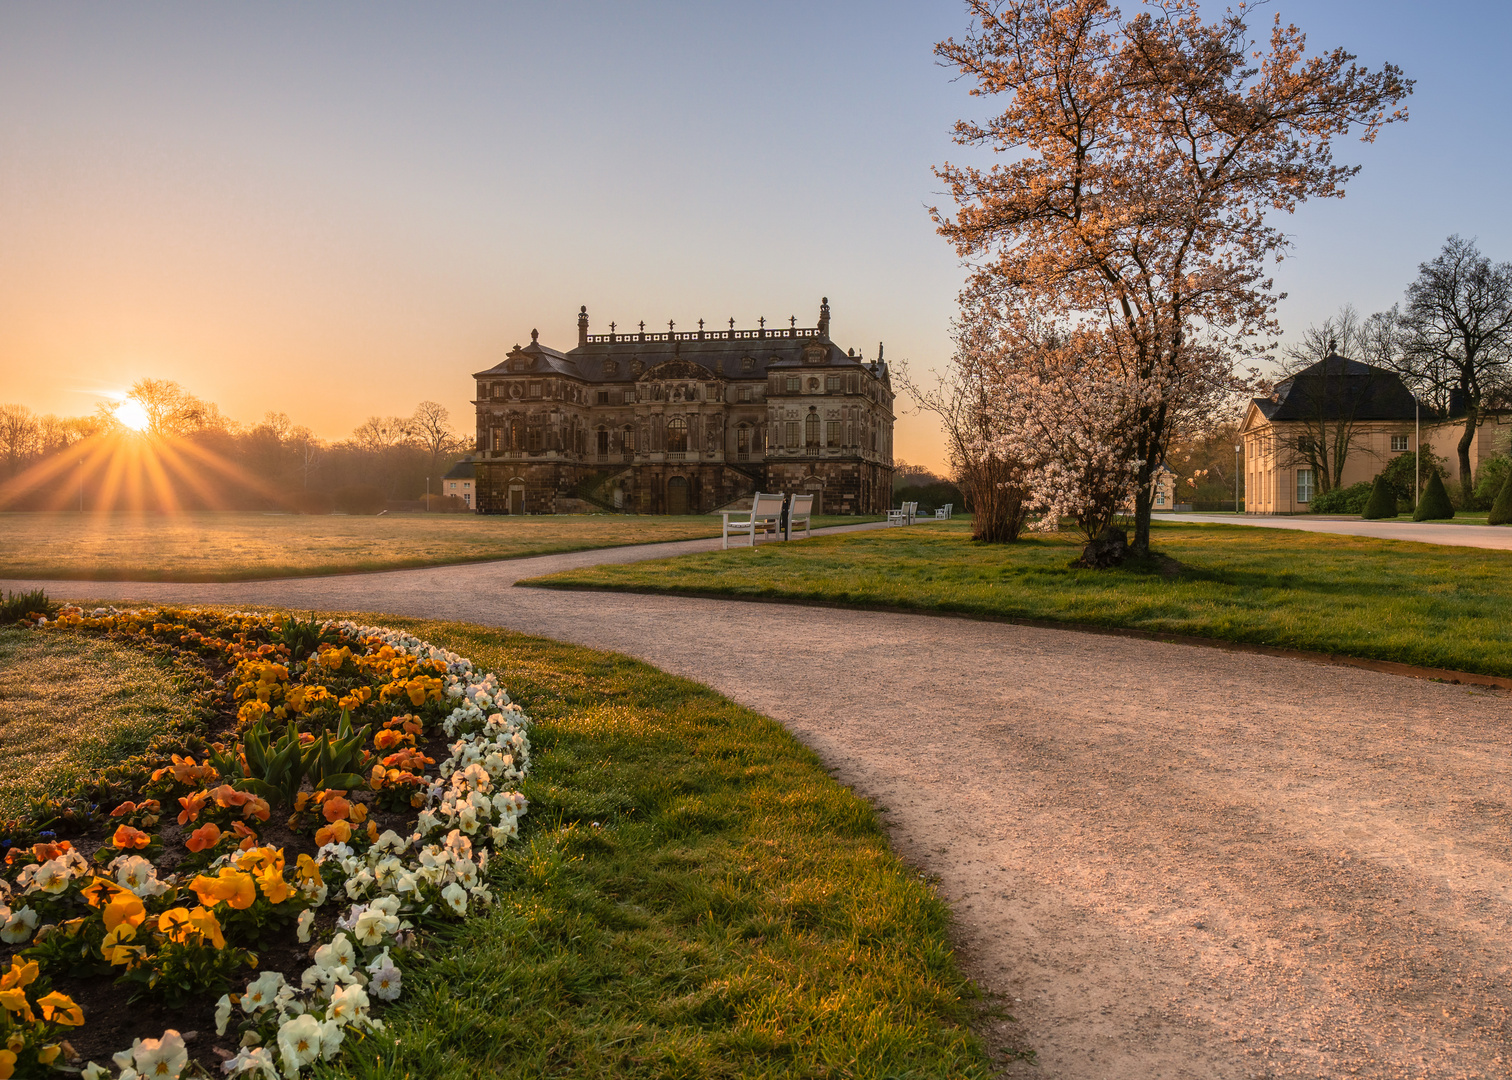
xmin=742 ymin=357 xmax=756 ymax=371
xmin=605 ymin=360 xmax=618 ymax=376
xmin=630 ymin=360 xmax=643 ymax=375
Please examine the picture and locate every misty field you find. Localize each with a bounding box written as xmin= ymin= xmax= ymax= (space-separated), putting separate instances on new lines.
xmin=0 ymin=511 xmax=877 ymax=582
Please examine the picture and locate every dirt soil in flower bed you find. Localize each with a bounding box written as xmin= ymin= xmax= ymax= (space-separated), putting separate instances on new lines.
xmin=0 ymin=629 xmax=457 ymax=1074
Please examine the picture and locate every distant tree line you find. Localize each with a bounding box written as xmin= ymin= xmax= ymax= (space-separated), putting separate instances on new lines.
xmin=0 ymin=379 xmax=471 ymax=512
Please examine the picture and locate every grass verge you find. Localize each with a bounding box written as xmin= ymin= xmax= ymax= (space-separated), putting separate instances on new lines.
xmin=522 ymin=520 xmax=1512 ymax=679
xmin=0 ymin=512 xmax=877 ymax=582
xmin=322 ymin=617 xmax=996 ymax=1079
xmin=0 ymin=627 xmax=195 ymax=821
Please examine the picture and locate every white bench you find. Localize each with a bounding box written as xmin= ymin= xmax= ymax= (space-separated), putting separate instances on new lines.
xmin=723 ymin=492 xmax=786 ymax=549
xmin=888 ymin=500 xmax=919 ymax=526
xmin=786 ymin=493 xmax=814 ymax=540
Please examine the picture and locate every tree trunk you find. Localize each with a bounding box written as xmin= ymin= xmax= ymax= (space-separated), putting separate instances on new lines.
xmin=1132 ymin=484 xmax=1152 ymax=557
xmin=1458 ymin=408 xmax=1477 ymax=501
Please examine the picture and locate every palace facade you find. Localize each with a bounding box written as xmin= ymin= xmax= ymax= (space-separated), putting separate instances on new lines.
xmin=470 ymin=299 xmax=895 ymax=515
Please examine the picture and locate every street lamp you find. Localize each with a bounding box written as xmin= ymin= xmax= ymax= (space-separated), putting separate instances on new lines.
xmin=1234 ymin=443 xmax=1242 ymax=514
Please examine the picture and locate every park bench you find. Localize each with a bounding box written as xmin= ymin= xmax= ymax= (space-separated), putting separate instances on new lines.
xmin=723 ymin=491 xmax=787 ymax=549
xmin=888 ymin=501 xmax=918 ymax=526
xmin=935 ymin=503 xmax=953 ymax=520
xmin=785 ymin=493 xmax=814 ymax=541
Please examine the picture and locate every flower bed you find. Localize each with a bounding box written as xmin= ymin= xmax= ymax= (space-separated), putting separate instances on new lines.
xmin=0 ymin=607 xmax=531 ymax=1079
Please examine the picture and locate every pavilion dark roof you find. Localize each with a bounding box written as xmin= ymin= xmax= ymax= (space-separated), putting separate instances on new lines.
xmin=1253 ymin=353 xmax=1425 ymax=422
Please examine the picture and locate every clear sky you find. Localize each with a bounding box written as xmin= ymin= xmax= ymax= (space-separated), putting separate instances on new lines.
xmin=2 ymin=1 xmax=1509 ymax=472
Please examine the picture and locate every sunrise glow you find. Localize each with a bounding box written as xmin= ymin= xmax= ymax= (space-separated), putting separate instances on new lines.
xmin=114 ymin=398 xmax=150 ymax=432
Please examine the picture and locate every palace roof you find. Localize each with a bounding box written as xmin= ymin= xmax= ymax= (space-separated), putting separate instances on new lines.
xmin=1252 ymin=353 xmax=1425 ymax=422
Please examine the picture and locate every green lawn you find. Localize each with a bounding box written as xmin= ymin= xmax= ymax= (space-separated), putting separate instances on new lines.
xmin=0 ymin=511 xmax=878 ymax=582
xmin=0 ymin=627 xmax=194 ymax=822
xmin=522 ymin=520 xmax=1512 ymax=678
xmin=330 ymin=619 xmax=997 ymax=1079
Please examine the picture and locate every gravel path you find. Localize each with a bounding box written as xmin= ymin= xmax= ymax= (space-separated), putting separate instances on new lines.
xmin=5 ymin=533 xmax=1509 ymax=1079
xmin=1167 ymin=512 xmax=1512 ymax=551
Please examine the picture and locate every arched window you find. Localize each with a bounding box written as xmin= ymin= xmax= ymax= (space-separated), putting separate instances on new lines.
xmin=667 ymin=417 xmax=688 ymax=453
xmin=508 ymin=419 xmax=522 ymax=451
xmin=805 ymin=410 xmax=820 ymax=447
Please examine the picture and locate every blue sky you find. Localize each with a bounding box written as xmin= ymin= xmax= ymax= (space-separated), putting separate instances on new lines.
xmin=1 ymin=1 xmax=1507 ymax=470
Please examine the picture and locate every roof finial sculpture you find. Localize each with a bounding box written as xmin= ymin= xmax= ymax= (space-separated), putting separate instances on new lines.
xmin=578 ymin=305 xmax=589 ymax=348
xmin=531 ymin=328 xmax=539 ymax=343
xmin=818 ymin=296 xmax=831 ymax=338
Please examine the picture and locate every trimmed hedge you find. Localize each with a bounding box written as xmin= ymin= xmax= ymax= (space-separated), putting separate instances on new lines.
xmin=1412 ymin=471 xmax=1455 ymax=521
xmin=1489 ymin=470 xmax=1512 ymax=526
xmin=1361 ymin=475 xmax=1398 ymax=520
xmin=1310 ymin=481 xmax=1373 ymax=514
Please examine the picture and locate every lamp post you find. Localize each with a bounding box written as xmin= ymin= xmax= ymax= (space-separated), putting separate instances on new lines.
xmin=1235 ymin=443 xmax=1242 ymax=514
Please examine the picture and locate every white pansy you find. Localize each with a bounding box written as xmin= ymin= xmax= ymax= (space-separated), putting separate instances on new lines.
xmin=222 ymin=1045 xmax=278 ymax=1079
xmin=242 ymin=971 xmax=286 ymax=1014
xmin=215 ymin=994 xmax=233 ymax=1036
xmin=296 ymin=908 xmax=315 ymax=943
xmin=1 ymin=905 xmax=38 ymax=944
xmin=369 ymin=963 xmax=402 ymax=1001
xmin=313 ymin=933 xmax=356 ymax=972
xmin=440 ymin=881 xmax=468 ymax=916
xmin=277 ymin=1014 xmax=323 ymax=1075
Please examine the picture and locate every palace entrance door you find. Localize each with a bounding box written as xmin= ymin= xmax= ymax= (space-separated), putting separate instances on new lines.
xmin=508 ymin=486 xmax=524 ymax=515
xmin=667 ymin=476 xmax=690 ymax=515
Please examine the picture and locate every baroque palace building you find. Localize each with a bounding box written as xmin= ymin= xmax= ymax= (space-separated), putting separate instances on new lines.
xmin=470 ymin=299 xmax=895 ymax=515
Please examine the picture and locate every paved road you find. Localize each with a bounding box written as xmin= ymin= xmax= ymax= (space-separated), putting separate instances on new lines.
xmin=5 ymin=534 xmax=1509 ymax=1079
xmin=1167 ymin=512 xmax=1512 ymax=551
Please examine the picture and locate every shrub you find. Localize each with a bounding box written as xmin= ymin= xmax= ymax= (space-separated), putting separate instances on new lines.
xmin=1474 ymin=457 xmax=1511 ymax=507
xmin=1489 ymin=470 xmax=1512 ymax=525
xmin=1380 ymin=449 xmax=1447 ymax=504
xmin=1309 ymin=481 xmax=1372 ymax=514
xmin=1413 ymin=470 xmax=1455 ymax=520
xmin=1360 ymin=476 xmax=1398 ymax=519
xmin=283 ymin=489 xmax=334 ymax=515
xmin=0 ymin=589 xmax=58 ymax=625
xmin=332 ymin=484 xmax=386 ymax=515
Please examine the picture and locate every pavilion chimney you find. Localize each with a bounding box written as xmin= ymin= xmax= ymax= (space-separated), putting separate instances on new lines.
xmin=817 ymin=296 xmax=831 ymax=338
xmin=578 ymin=305 xmax=589 ymax=348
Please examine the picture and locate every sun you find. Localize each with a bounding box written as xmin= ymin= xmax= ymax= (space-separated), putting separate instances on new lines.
xmin=114 ymin=399 xmax=150 ymax=432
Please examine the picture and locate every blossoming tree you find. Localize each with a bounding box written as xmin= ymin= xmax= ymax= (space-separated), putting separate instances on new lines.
xmin=932 ymin=0 xmax=1411 ymax=555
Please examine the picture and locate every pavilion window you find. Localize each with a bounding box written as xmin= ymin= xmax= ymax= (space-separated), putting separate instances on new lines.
xmin=826 ymin=375 xmax=840 ymax=392
xmin=786 ymin=377 xmax=801 ymax=393
xmin=826 ymin=421 xmax=840 ymax=447
xmin=1296 ymin=468 xmax=1314 ymax=504
xmin=1391 ymin=434 xmax=1409 ymax=452
xmin=667 ymin=417 xmax=688 ymax=453
xmin=785 ymin=421 xmax=798 ymax=448
xmin=805 ymin=413 xmax=820 ymax=447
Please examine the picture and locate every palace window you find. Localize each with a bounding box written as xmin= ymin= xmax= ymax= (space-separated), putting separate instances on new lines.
xmin=737 ymin=424 xmax=751 ymax=460
xmin=826 ymin=421 xmax=840 ymax=448
xmin=847 ymin=374 xmax=858 ymax=393
xmin=529 ymin=382 xmax=542 ymax=398
xmin=528 ymin=424 xmax=543 ymax=452
xmin=667 ymin=417 xmax=688 ymax=453
xmin=597 ymin=390 xmax=609 ymax=404
xmin=786 ymin=376 xmax=800 ymax=393
xmin=826 ymin=375 xmax=840 ymax=392
xmin=1391 ymin=434 xmax=1409 ymax=452
xmin=625 ymin=387 xmax=636 ymax=403
xmin=785 ymin=421 xmax=799 ymax=447
xmin=490 ymin=428 xmax=501 ymax=451
xmin=805 ymin=412 xmax=820 ymax=447
xmin=738 ymin=387 xmax=751 ymax=402
xmin=597 ymin=427 xmax=609 ymax=454
xmin=1296 ymin=468 xmax=1314 ymax=504
xmin=623 ymin=426 xmax=635 ymax=452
